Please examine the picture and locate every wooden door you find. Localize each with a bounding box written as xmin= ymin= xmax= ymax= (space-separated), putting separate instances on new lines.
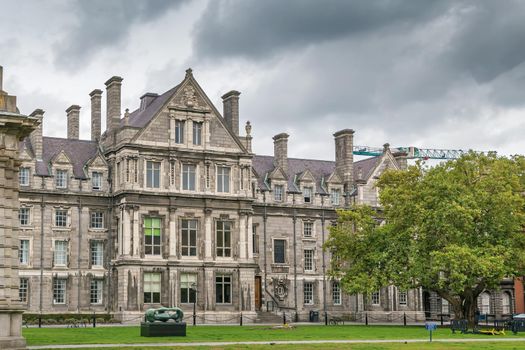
xmin=255 ymin=276 xmax=262 ymax=311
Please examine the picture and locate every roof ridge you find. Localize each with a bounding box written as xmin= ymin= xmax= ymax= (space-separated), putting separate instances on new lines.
xmin=43 ymin=136 xmax=98 ymax=143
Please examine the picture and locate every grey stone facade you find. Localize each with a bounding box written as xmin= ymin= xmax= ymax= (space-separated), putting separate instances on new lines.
xmin=13 ymin=68 xmax=513 ymax=323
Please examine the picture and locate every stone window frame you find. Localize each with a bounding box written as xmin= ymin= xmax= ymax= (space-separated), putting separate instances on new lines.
xmin=215 ymin=219 xmax=233 ymax=258
xmin=180 ymin=273 xmax=197 ymax=304
xmin=216 ymin=164 xmax=231 ymax=193
xmin=19 ymin=166 xmax=30 ymax=187
xmin=181 ymin=163 xmax=198 ymax=191
xmin=303 ymin=248 xmax=315 ymax=272
xmin=90 ymin=279 xmax=104 ymax=304
xmin=91 ymin=171 xmax=103 ymax=191
xmin=180 ymin=218 xmax=199 ymax=258
xmin=215 ymin=274 xmax=232 ymax=304
xmin=273 ymin=183 xmax=286 ymax=202
xmin=302 ymin=184 xmax=315 ymax=204
xmin=502 ymin=291 xmax=512 ymax=315
xmin=145 ymin=159 xmax=162 ymax=189
xmin=332 ymin=281 xmax=342 ymax=305
xmin=272 ymin=238 xmax=288 ymax=265
xmin=252 ymin=223 xmax=259 ymax=255
xmin=303 ymin=220 xmax=315 ymax=238
xmin=19 ymin=277 xmax=29 ymax=303
xmin=143 ymin=271 xmax=162 ymax=304
xmin=175 ymin=119 xmax=185 ymax=144
xmin=53 ymin=207 xmax=70 ymax=229
xmin=144 ymin=216 xmax=162 ymax=257
xmin=19 ymin=238 xmax=31 ymax=266
xmin=192 ymin=120 xmax=203 ymax=146
xmin=52 ymin=277 xmax=67 ymax=304
xmin=329 ymin=186 xmax=343 ymax=206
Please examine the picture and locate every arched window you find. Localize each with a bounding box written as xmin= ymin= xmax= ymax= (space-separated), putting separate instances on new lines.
xmin=479 ymin=292 xmax=491 ymax=314
xmin=502 ymin=292 xmax=512 ymax=315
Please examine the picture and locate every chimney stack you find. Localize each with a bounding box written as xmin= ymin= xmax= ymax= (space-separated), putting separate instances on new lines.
xmin=29 ymin=109 xmax=44 ymax=160
xmin=222 ymin=90 xmax=240 ymax=135
xmin=90 ymin=89 xmax=102 ymax=141
xmin=0 ymin=65 xmax=3 ymax=91
xmin=334 ymin=129 xmax=354 ymax=190
xmin=105 ymin=76 xmax=123 ymax=132
xmin=273 ymin=133 xmax=289 ymax=175
xmin=66 ymin=105 xmax=80 ymax=139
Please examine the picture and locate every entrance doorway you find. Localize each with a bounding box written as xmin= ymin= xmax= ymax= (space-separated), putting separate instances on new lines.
xmin=255 ymin=276 xmax=262 ymax=311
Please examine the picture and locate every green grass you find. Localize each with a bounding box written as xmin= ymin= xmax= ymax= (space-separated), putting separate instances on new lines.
xmin=47 ymin=343 xmax=525 ymax=350
xmin=23 ymin=325 xmax=525 ymax=346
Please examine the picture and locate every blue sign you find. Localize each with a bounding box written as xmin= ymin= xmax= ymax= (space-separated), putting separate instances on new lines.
xmin=425 ymin=322 xmax=438 ymax=331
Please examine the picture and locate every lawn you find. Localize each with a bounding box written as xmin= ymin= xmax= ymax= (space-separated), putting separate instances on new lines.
xmin=23 ymin=324 xmax=525 ymax=346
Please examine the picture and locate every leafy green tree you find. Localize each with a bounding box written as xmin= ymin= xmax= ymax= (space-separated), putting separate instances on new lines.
xmin=326 ymin=152 xmax=525 ymax=326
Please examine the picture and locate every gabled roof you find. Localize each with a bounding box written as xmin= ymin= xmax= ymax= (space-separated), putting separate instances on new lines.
xmin=32 ymin=137 xmax=100 ymax=178
xmin=353 ymin=156 xmax=381 ymax=182
xmin=120 ymin=84 xmax=181 ymax=128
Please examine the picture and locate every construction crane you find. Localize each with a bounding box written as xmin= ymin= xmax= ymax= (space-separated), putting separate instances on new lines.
xmin=352 ymin=145 xmax=471 ymax=160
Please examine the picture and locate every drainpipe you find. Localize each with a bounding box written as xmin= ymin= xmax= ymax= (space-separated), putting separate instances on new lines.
xmin=263 ymin=191 xmax=268 ymax=302
xmin=292 ymin=193 xmax=297 ymax=322
xmin=321 ymin=195 xmax=327 ymax=324
xmin=78 ymin=197 xmax=82 ymax=313
xmin=39 ymin=195 xmax=45 ymax=316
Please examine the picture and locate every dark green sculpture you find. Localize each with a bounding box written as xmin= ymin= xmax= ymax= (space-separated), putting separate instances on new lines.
xmin=145 ymin=307 xmax=184 ymax=323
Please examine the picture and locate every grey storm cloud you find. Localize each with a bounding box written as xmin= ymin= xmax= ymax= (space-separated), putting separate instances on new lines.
xmin=54 ymin=0 xmax=188 ymax=70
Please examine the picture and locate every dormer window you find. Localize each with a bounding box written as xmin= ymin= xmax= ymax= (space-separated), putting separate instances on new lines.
xmin=193 ymin=121 xmax=202 ymax=145
xmin=19 ymin=167 xmax=30 ymax=186
xmin=274 ymin=185 xmax=283 ymax=202
xmin=175 ymin=120 xmax=185 ymax=144
xmin=55 ymin=170 xmax=68 ymax=189
xmin=331 ymin=189 xmax=341 ymax=206
xmin=303 ymin=187 xmax=313 ymax=203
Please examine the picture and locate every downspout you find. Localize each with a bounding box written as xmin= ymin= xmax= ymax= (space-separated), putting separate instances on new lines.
xmin=263 ymin=191 xmax=268 ymax=302
xmin=39 ymin=195 xmax=45 ymax=315
xmin=321 ymin=195 xmax=327 ymax=323
xmin=292 ymin=193 xmax=297 ymax=321
xmin=107 ymin=164 xmax=114 ymax=313
xmin=77 ymin=197 xmax=82 ymax=313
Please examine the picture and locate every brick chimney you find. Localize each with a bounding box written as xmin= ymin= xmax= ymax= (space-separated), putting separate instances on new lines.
xmin=222 ymin=90 xmax=240 ymax=135
xmin=273 ymin=133 xmax=289 ymax=175
xmin=29 ymin=109 xmax=44 ymax=160
xmin=66 ymin=105 xmax=80 ymax=139
xmin=90 ymin=89 xmax=102 ymax=141
xmin=105 ymin=76 xmax=123 ymax=132
xmin=334 ymin=129 xmax=354 ymax=190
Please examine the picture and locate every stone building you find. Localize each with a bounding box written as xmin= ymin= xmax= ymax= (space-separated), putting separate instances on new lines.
xmin=14 ymin=68 xmax=514 ymax=323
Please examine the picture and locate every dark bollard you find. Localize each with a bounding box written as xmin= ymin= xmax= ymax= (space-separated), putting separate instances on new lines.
xmin=295 ymin=313 xmax=298 ymax=323
xmin=365 ymin=312 xmax=368 ymax=326
xmin=283 ymin=312 xmax=286 ymax=325
xmin=240 ymin=313 xmax=243 ymax=326
xmin=38 ymin=316 xmax=42 ymax=328
xmin=325 ymin=312 xmax=328 ymax=326
xmin=403 ymin=312 xmax=407 ymax=326
xmin=440 ymin=314 xmax=444 ymax=326
xmin=92 ymin=312 xmax=96 ymax=328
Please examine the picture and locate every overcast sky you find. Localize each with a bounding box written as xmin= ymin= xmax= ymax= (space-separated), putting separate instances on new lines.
xmin=2 ymin=0 xmax=525 ymax=160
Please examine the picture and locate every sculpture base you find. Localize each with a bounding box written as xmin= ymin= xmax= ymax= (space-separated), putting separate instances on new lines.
xmin=140 ymin=322 xmax=186 ymax=337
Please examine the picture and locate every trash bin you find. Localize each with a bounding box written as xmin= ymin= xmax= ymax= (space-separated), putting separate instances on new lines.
xmin=309 ymin=310 xmax=319 ymax=322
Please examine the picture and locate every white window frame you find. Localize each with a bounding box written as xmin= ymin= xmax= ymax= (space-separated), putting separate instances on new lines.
xmin=54 ymin=209 xmax=68 ymax=227
xmin=146 ymin=161 xmax=161 ymax=189
xmin=332 ymin=281 xmax=341 ymax=305
xmin=90 ymin=279 xmax=103 ymax=304
xmin=90 ymin=240 xmax=104 ymax=267
xmin=217 ymin=166 xmax=231 ymax=193
xmin=144 ymin=272 xmax=161 ymax=304
xmin=54 ymin=240 xmax=68 ymax=266
xmin=480 ymin=292 xmax=491 ymax=314
xmin=182 ymin=164 xmax=196 ymax=191
xmin=274 ymin=185 xmax=283 ymax=202
xmin=19 ymin=207 xmax=30 ymax=226
xmin=175 ymin=120 xmax=185 ymax=144
xmin=55 ymin=169 xmax=68 ymax=189
xmin=304 ymin=249 xmax=314 ymax=272
xmin=92 ymin=172 xmax=102 ymax=190
xmin=502 ymin=292 xmax=511 ymax=315
xmin=90 ymin=211 xmax=104 ymax=229
xmin=304 ymin=282 xmax=314 ymax=305
xmin=19 ymin=167 xmax=30 ymax=186
xmin=441 ymin=298 xmax=450 ymax=314
xmin=19 ymin=239 xmax=30 ymax=265
xmin=53 ymin=278 xmax=66 ymax=304
xmin=399 ymin=290 xmax=407 ymax=306
xmin=331 ymin=188 xmax=340 ymax=206
xmin=371 ymin=291 xmax=380 ymax=305
xmin=19 ymin=278 xmax=29 ymax=303
xmin=303 ymin=221 xmax=313 ymax=237
xmin=303 ymin=186 xmax=313 ymax=203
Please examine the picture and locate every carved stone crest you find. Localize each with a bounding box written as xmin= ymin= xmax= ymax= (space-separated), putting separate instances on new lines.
xmin=182 ymin=85 xmax=197 ymax=108
xmin=272 ymin=275 xmax=288 ymax=301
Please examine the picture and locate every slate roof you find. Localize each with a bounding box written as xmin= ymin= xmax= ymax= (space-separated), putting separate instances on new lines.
xmin=252 ymin=155 xmax=382 ymax=193
xmin=29 ymin=137 xmax=100 ymax=179
xmin=120 ymin=85 xmax=181 ymax=128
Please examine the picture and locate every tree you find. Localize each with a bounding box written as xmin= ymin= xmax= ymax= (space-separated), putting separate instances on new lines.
xmin=326 ymin=152 xmax=525 ymax=326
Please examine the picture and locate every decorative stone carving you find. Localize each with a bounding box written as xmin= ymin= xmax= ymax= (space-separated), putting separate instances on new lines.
xmin=182 ymin=85 xmax=197 ymax=108
xmin=272 ymin=275 xmax=289 ymax=301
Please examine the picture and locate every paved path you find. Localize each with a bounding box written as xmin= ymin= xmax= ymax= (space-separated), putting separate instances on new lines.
xmin=27 ymin=337 xmax=525 ymax=349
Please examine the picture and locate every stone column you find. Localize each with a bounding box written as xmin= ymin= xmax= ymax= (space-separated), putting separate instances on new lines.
xmin=0 ymin=66 xmax=40 ymax=349
xmin=169 ymin=208 xmax=177 ymax=257
xmin=204 ymin=209 xmax=212 ymax=259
